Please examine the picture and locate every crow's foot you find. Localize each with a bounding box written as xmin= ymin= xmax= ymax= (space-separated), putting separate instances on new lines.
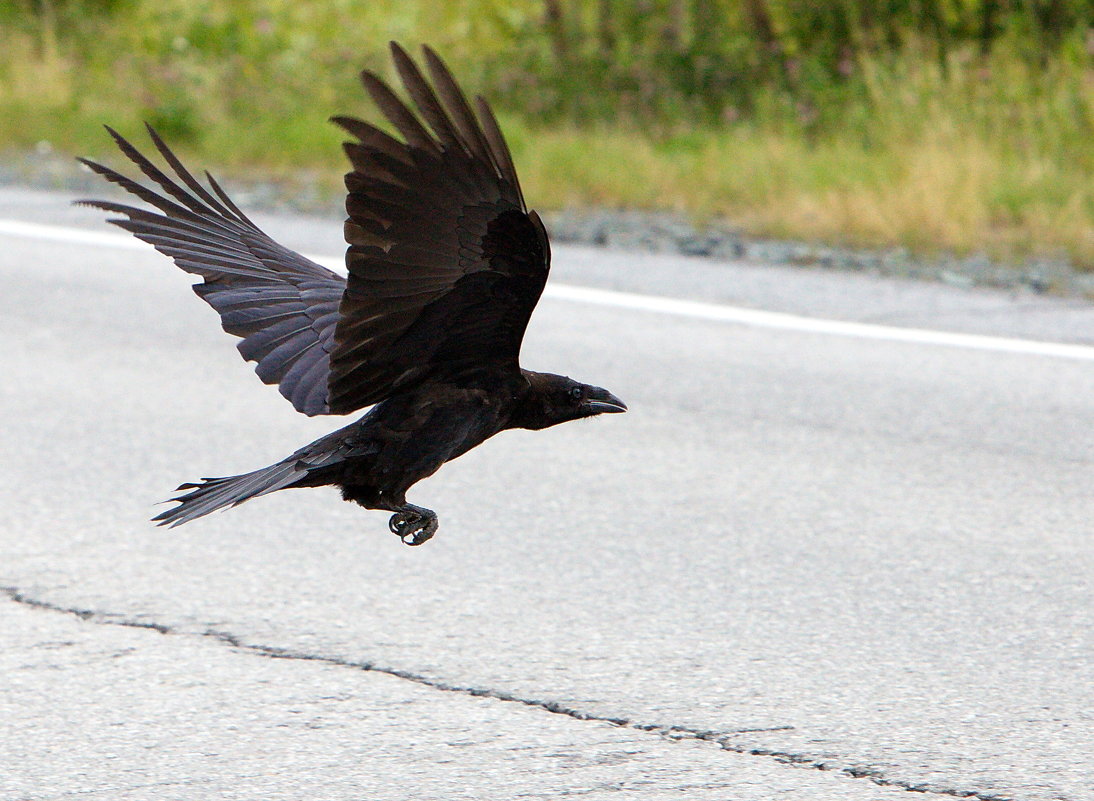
xmin=388 ymin=505 xmax=438 ymax=546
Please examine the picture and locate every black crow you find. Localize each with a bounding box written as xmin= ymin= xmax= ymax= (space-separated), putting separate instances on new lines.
xmin=80 ymin=42 xmax=626 ymax=545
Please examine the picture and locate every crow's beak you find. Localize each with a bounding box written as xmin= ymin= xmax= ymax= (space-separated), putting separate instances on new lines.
xmin=584 ymin=388 xmax=627 ymax=415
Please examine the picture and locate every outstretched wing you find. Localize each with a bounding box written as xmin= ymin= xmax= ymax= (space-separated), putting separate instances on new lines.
xmin=79 ymin=126 xmax=345 ymax=417
xmin=327 ymin=42 xmax=551 ymax=414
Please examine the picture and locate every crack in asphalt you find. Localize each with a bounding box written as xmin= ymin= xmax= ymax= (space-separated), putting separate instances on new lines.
xmin=3 ymin=585 xmax=1016 ymax=801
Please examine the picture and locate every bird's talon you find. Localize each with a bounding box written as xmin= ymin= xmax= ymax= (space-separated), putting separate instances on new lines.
xmin=404 ymin=528 xmax=435 ymax=546
xmin=388 ymin=509 xmax=437 ymax=545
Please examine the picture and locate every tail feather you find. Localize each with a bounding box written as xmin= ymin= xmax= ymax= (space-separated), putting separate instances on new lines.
xmin=153 ymin=460 xmax=306 ymax=527
xmin=152 ymin=416 xmax=372 ymax=527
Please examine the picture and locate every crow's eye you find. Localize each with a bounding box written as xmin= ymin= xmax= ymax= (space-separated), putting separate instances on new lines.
xmin=569 ymin=387 xmax=583 ymax=401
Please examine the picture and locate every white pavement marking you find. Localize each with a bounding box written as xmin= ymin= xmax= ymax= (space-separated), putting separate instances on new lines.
xmin=0 ymin=218 xmax=151 ymax=251
xmin=6 ymin=217 xmax=1094 ymax=362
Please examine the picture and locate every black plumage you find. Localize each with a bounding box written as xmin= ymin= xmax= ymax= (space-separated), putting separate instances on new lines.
xmin=80 ymin=42 xmax=625 ymax=545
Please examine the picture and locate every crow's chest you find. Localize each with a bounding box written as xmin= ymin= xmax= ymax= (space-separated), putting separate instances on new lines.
xmin=344 ymin=389 xmax=511 ymax=488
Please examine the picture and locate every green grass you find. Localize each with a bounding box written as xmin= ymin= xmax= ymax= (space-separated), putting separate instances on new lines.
xmin=1 ymin=0 xmax=1091 ymax=267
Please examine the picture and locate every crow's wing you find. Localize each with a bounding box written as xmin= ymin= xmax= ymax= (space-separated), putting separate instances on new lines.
xmin=327 ymin=42 xmax=551 ymax=414
xmin=79 ymin=126 xmax=345 ymax=416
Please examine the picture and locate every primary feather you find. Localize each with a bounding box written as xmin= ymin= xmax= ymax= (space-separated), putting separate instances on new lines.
xmin=79 ymin=126 xmax=344 ymax=416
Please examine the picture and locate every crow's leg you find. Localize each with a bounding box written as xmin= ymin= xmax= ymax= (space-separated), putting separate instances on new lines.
xmin=388 ymin=504 xmax=438 ymax=546
xmin=342 ymin=486 xmax=439 ymax=546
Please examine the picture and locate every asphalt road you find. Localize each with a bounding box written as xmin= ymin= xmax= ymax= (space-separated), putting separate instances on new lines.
xmin=1 ymin=185 xmax=1092 ymax=801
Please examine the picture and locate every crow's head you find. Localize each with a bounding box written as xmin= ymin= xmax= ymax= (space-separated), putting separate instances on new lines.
xmin=513 ymin=372 xmax=627 ymax=431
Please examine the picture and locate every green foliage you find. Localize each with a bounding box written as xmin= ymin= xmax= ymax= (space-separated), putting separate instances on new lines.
xmin=0 ymin=0 xmax=1090 ymax=266
xmin=1 ymin=0 xmax=131 ymax=18
xmin=477 ymin=0 xmax=1093 ymax=125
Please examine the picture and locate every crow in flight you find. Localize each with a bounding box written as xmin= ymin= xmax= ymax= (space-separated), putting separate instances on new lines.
xmin=81 ymin=42 xmax=626 ymax=545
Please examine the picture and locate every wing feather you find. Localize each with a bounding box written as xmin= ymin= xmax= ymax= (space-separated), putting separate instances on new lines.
xmin=80 ymin=130 xmax=345 ymax=416
xmin=328 ymin=43 xmax=550 ymax=413
xmin=422 ymin=46 xmax=497 ymax=170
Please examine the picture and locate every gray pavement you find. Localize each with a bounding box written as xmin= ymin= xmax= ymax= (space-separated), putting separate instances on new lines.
xmin=1 ymin=186 xmax=1092 ymax=800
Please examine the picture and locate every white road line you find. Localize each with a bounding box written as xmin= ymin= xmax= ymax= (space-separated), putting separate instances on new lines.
xmin=545 ymin=284 xmax=1094 ymax=361
xmin=0 ymin=218 xmax=152 ymax=251
xmin=5 ymin=217 xmax=1094 ymax=362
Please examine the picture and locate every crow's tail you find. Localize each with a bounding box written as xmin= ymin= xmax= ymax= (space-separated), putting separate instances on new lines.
xmin=152 ymin=458 xmax=309 ymax=527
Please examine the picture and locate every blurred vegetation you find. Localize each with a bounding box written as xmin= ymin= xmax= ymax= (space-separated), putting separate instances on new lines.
xmin=0 ymin=0 xmax=1091 ymax=266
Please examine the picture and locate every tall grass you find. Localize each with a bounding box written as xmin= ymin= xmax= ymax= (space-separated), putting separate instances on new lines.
xmin=0 ymin=0 xmax=1090 ymax=266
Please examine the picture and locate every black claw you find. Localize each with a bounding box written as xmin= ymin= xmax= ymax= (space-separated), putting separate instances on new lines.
xmin=387 ymin=507 xmax=437 ymax=546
